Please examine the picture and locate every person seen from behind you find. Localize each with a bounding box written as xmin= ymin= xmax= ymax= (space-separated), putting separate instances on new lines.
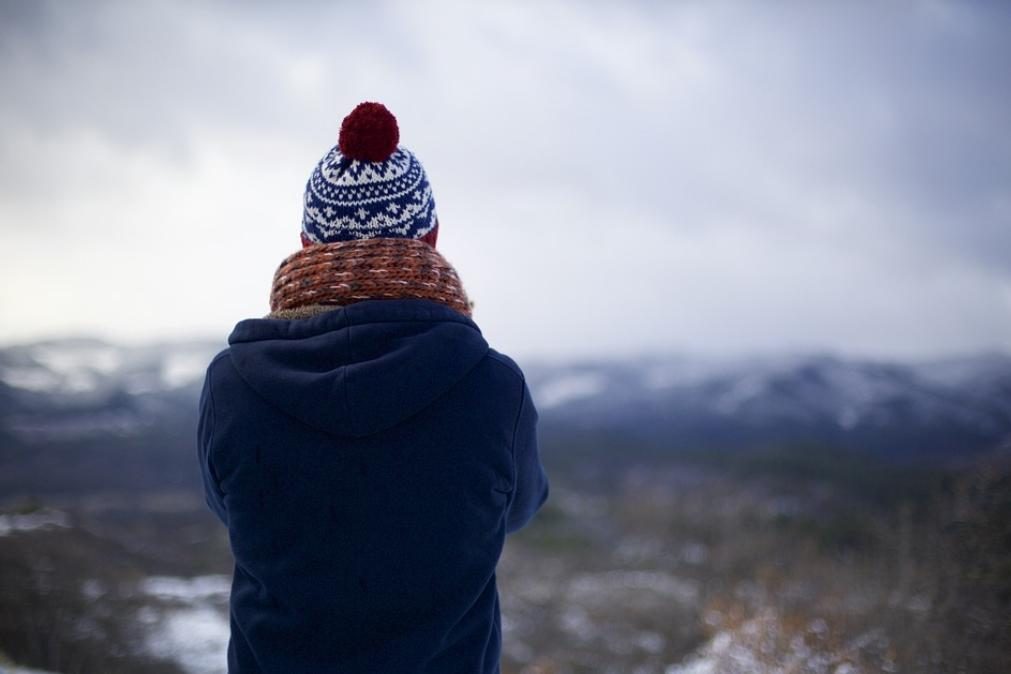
xmin=196 ymin=101 xmax=550 ymax=673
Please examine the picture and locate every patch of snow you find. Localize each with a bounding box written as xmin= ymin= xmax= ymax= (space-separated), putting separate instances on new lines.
xmin=535 ymin=372 xmax=609 ymax=409
xmin=9 ymin=410 xmax=145 ymax=439
xmin=80 ymin=579 xmax=106 ymax=600
xmin=665 ymin=631 xmax=735 ymax=674
xmin=558 ymin=605 xmax=594 ymax=639
xmin=0 ymin=366 xmax=63 ymax=393
xmin=140 ymin=575 xmax=231 ymax=601
xmin=161 ymin=350 xmax=213 ymax=389
xmin=0 ymin=340 xmax=221 ymax=396
xmin=636 ymin=630 xmax=666 ymax=654
xmin=551 ymin=487 xmax=609 ymax=517
xmin=567 ymin=570 xmax=699 ymax=606
xmin=39 ymin=343 xmax=123 ymax=376
xmin=665 ymin=608 xmax=878 ymax=674
xmin=138 ymin=575 xmax=231 ymax=674
xmin=123 ymin=371 xmax=168 ymax=395
xmin=31 ymin=342 xmax=123 ymax=393
xmin=0 ymin=509 xmax=69 ymax=536
xmin=714 ymin=374 xmax=768 ymax=414
xmin=143 ymin=606 xmax=230 ymax=674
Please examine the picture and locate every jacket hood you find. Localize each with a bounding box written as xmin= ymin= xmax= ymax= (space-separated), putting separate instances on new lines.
xmin=227 ymin=299 xmax=489 ymax=438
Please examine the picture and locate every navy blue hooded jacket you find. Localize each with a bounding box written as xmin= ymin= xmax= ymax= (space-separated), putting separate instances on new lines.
xmin=197 ymin=298 xmax=549 ymax=673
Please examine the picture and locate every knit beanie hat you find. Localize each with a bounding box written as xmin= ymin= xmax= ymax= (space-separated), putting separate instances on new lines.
xmin=301 ymin=102 xmax=439 ymax=248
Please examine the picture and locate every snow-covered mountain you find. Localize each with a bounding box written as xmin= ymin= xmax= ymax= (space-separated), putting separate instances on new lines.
xmin=524 ymin=352 xmax=1011 ymax=455
xmin=0 ymin=337 xmax=225 ymax=441
xmin=1 ymin=338 xmax=1009 ymax=456
xmin=0 ymin=337 xmax=221 ymax=398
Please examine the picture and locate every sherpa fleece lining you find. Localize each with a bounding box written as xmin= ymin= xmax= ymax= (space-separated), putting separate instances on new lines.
xmin=264 ymin=304 xmax=343 ymax=320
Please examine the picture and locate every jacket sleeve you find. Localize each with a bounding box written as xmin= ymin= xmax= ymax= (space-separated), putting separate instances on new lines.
xmin=505 ymin=377 xmax=549 ymax=534
xmin=197 ymin=365 xmax=228 ymax=526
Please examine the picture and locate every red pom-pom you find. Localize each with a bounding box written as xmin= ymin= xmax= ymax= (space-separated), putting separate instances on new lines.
xmin=338 ymin=102 xmax=400 ymax=162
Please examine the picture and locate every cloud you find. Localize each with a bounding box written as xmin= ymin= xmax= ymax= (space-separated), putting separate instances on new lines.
xmin=0 ymin=0 xmax=1009 ymax=359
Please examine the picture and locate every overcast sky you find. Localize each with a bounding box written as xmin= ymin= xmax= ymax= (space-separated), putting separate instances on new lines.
xmin=1 ymin=0 xmax=1009 ymax=360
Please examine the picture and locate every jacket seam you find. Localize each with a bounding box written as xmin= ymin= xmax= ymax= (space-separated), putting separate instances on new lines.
xmin=205 ymin=353 xmax=225 ymax=497
xmin=486 ymin=351 xmax=525 ymax=499
xmin=219 ymin=335 xmax=491 ymax=440
xmin=226 ymin=349 xmax=351 ymax=442
xmin=485 ymin=350 xmax=523 ymax=377
xmin=502 ymin=374 xmax=527 ymax=503
xmin=223 ymin=345 xmax=490 ymax=442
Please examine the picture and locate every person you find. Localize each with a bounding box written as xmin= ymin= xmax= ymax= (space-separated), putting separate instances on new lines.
xmin=196 ymin=101 xmax=550 ymax=673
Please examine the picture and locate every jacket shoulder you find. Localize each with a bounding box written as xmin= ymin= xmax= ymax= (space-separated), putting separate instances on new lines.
xmin=204 ymin=347 xmax=232 ymax=380
xmin=202 ymin=347 xmax=243 ymax=399
xmin=485 ymin=348 xmax=527 ymax=384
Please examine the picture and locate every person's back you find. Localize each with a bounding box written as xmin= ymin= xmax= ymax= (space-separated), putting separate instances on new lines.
xmin=197 ymin=102 xmax=549 ymax=673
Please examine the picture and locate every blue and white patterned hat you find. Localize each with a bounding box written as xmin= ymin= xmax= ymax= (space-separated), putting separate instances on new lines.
xmin=301 ymin=102 xmax=438 ymax=246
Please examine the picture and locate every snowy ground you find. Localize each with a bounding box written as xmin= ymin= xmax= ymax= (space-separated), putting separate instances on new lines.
xmin=136 ymin=576 xmax=231 ymax=674
xmin=664 ymin=609 xmax=890 ymax=674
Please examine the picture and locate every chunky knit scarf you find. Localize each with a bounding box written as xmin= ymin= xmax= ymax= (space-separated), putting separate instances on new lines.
xmin=267 ymin=237 xmax=473 ymax=319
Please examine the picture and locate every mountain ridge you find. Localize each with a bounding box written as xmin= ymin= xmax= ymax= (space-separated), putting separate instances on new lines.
xmin=1 ymin=338 xmax=1008 ymax=458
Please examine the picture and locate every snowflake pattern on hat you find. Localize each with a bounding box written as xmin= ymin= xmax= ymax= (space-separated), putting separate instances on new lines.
xmin=301 ymin=145 xmax=437 ymax=243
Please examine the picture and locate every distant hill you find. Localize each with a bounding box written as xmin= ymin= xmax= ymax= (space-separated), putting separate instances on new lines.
xmin=526 ymin=352 xmax=1011 ymax=457
xmin=0 ymin=338 xmax=1009 ymax=499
